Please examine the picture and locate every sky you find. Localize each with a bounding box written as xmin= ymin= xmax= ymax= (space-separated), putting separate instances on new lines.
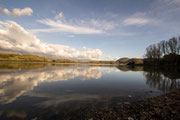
xmin=0 ymin=0 xmax=180 ymax=60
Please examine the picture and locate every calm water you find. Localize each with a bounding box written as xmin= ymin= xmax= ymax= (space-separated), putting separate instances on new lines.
xmin=0 ymin=63 xmax=179 ymax=120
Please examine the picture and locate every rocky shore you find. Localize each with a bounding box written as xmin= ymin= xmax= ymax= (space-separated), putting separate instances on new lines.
xmin=50 ymin=90 xmax=179 ymax=120
xmin=82 ymin=90 xmax=180 ymax=120
xmin=38 ymin=90 xmax=180 ymax=120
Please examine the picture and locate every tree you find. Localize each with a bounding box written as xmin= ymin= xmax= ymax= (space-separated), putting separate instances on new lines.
xmin=144 ymin=36 xmax=180 ymax=60
xmin=145 ymin=45 xmax=153 ymax=60
xmin=159 ymin=40 xmax=166 ymax=55
xmin=178 ymin=36 xmax=180 ymax=54
xmin=157 ymin=43 xmax=163 ymax=59
xmin=167 ymin=37 xmax=178 ymax=54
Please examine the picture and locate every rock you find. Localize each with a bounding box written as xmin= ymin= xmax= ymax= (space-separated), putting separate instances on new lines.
xmin=31 ymin=117 xmax=38 ymax=120
xmin=128 ymin=95 xmax=132 ymax=98
xmin=128 ymin=117 xmax=134 ymax=120
xmin=117 ymin=102 xmax=122 ymax=105
xmin=124 ymin=102 xmax=131 ymax=105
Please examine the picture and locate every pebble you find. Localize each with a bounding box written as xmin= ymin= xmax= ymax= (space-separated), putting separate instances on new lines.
xmin=31 ymin=117 xmax=37 ymax=120
xmin=124 ymin=102 xmax=131 ymax=105
xmin=128 ymin=95 xmax=132 ymax=97
xmin=117 ymin=102 xmax=122 ymax=105
xmin=128 ymin=117 xmax=134 ymax=120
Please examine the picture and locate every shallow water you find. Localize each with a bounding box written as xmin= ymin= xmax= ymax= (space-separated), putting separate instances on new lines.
xmin=0 ymin=63 xmax=179 ymax=119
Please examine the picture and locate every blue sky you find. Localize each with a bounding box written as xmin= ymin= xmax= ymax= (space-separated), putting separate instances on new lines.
xmin=0 ymin=0 xmax=180 ymax=60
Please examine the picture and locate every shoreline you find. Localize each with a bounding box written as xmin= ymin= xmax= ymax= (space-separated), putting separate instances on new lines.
xmin=82 ymin=90 xmax=180 ymax=120
xmin=50 ymin=90 xmax=180 ymax=120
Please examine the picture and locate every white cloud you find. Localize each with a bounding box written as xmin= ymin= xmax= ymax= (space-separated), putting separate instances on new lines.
xmin=105 ymin=56 xmax=110 ymax=58
xmin=122 ymin=12 xmax=160 ymax=26
xmin=161 ymin=0 xmax=180 ymax=5
xmin=80 ymin=19 xmax=117 ymax=30
xmin=157 ymin=0 xmax=180 ymax=13
xmin=105 ymin=70 xmax=110 ymax=73
xmin=31 ymin=12 xmax=117 ymax=35
xmin=0 ymin=7 xmax=33 ymax=16
xmin=81 ymin=46 xmax=92 ymax=51
xmin=54 ymin=12 xmax=64 ymax=20
xmin=68 ymin=35 xmax=75 ymax=38
xmin=115 ymin=57 xmax=120 ymax=60
xmin=122 ymin=17 xmax=151 ymax=26
xmin=0 ymin=21 xmax=102 ymax=60
xmin=33 ymin=19 xmax=103 ymax=34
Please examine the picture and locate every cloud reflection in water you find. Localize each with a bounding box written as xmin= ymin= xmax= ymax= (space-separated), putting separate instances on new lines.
xmin=0 ymin=66 xmax=103 ymax=104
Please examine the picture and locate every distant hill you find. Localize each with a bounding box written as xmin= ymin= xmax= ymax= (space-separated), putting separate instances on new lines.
xmin=116 ymin=57 xmax=130 ymax=64
xmin=0 ymin=52 xmax=75 ymax=63
xmin=116 ymin=57 xmax=143 ymax=65
xmin=0 ymin=52 xmax=52 ymax=62
xmin=0 ymin=52 xmax=117 ymax=64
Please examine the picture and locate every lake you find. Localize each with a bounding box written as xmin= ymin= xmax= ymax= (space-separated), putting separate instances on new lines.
xmin=0 ymin=62 xmax=179 ymax=120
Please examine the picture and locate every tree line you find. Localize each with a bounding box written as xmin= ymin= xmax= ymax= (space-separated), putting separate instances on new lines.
xmin=144 ymin=37 xmax=180 ymax=59
xmin=144 ymin=36 xmax=180 ymax=65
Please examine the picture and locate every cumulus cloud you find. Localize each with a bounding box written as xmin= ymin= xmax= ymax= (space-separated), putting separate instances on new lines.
xmin=115 ymin=57 xmax=120 ymax=60
xmin=105 ymin=70 xmax=110 ymax=73
xmin=105 ymin=56 xmax=110 ymax=59
xmin=0 ymin=21 xmax=102 ymax=60
xmin=31 ymin=12 xmax=116 ymax=34
xmin=81 ymin=46 xmax=92 ymax=51
xmin=0 ymin=7 xmax=33 ymax=16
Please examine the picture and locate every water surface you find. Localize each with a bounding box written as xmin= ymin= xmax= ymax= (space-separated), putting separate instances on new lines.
xmin=0 ymin=63 xmax=179 ymax=119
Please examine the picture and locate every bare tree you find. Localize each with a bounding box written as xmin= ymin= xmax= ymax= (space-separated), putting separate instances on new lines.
xmin=165 ymin=41 xmax=170 ymax=54
xmin=178 ymin=36 xmax=180 ymax=54
xmin=145 ymin=45 xmax=153 ymax=59
xmin=145 ymin=44 xmax=162 ymax=59
xmin=159 ymin=40 xmax=166 ymax=55
xmin=167 ymin=37 xmax=178 ymax=54
xmin=157 ymin=43 xmax=163 ymax=59
xmin=144 ymin=36 xmax=180 ymax=60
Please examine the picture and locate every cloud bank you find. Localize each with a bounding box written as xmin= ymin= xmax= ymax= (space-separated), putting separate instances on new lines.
xmin=0 ymin=7 xmax=33 ymax=16
xmin=0 ymin=21 xmax=102 ymax=60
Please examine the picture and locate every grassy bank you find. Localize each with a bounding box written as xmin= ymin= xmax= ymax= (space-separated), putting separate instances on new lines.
xmin=0 ymin=52 xmax=52 ymax=62
xmin=0 ymin=52 xmax=116 ymax=64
